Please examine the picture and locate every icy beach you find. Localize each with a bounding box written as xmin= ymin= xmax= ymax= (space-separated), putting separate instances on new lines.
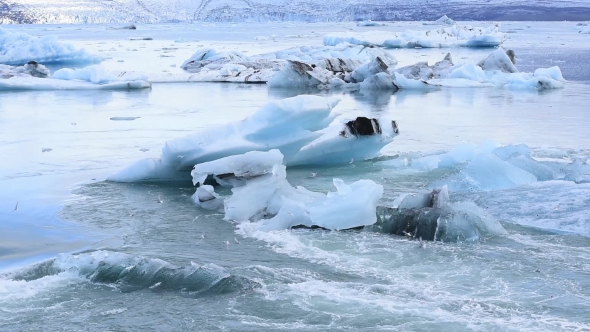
xmin=1 ymin=20 xmax=590 ymax=331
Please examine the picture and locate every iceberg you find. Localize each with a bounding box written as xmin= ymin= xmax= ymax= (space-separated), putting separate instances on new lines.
xmin=0 ymin=27 xmax=99 ymax=65
xmin=0 ymin=64 xmax=151 ymax=91
xmin=377 ymin=186 xmax=506 ymax=242
xmin=53 ymin=65 xmax=148 ymax=84
xmin=108 ymin=95 xmax=398 ymax=182
xmin=0 ymin=61 xmax=50 ymax=78
xmin=391 ymin=49 xmax=565 ymax=91
xmin=356 ymin=20 xmax=387 ymax=27
xmin=190 ymin=150 xmax=383 ymax=231
xmin=272 ymin=48 xmax=565 ymax=92
xmin=191 ymin=149 xmax=284 ymax=187
xmin=179 ymin=44 xmax=397 ymax=84
xmin=323 ymin=24 xmax=503 ymax=48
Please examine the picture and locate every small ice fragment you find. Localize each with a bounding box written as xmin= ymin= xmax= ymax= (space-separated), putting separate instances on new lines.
xmin=110 ymin=117 xmax=140 ymax=121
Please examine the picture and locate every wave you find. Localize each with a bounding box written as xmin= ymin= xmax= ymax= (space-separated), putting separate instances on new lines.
xmin=4 ymin=250 xmax=258 ymax=295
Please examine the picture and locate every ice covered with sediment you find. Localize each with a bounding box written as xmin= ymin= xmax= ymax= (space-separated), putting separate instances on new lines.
xmin=323 ymin=24 xmax=503 ymax=48
xmin=108 ymin=95 xmax=397 ymax=182
xmin=266 ymin=48 xmax=564 ymax=91
xmin=378 ymin=186 xmax=506 ymax=242
xmin=0 ymin=27 xmax=99 ymax=65
xmin=191 ymin=149 xmax=284 ymax=187
xmin=179 ymin=44 xmax=397 ymax=84
xmin=268 ymin=55 xmax=396 ymax=90
xmin=0 ymin=62 xmax=50 ymax=78
xmin=0 ymin=64 xmax=151 ymax=91
xmin=379 ymin=141 xmax=590 ymax=191
xmin=219 ymin=164 xmax=382 ymax=231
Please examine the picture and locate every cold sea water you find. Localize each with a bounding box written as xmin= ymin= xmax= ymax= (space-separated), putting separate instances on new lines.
xmin=1 ymin=22 xmax=590 ymax=331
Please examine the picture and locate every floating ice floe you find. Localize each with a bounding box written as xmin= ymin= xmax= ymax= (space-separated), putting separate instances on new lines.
xmin=356 ymin=20 xmax=387 ymax=27
xmin=0 ymin=61 xmax=50 ymax=78
xmin=108 ymin=95 xmax=398 ymax=182
xmin=190 ymin=150 xmax=383 ymax=231
xmin=323 ymin=24 xmax=503 ymax=48
xmin=270 ymin=48 xmax=565 ymax=91
xmin=174 ymin=44 xmax=397 ymax=84
xmin=580 ymin=28 xmax=590 ymax=34
xmin=378 ymin=141 xmax=590 ymax=191
xmin=0 ymin=64 xmax=151 ymax=90
xmin=376 ymin=186 xmax=506 ymax=242
xmin=0 ymin=27 xmax=99 ymax=65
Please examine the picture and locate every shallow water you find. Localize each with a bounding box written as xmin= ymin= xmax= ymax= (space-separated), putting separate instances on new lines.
xmin=1 ymin=22 xmax=590 ymax=331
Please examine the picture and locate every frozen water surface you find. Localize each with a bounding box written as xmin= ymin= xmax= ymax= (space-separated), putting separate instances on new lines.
xmin=1 ymin=22 xmax=589 ymax=331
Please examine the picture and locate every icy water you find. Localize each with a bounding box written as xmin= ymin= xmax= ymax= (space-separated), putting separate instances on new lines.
xmin=1 ymin=22 xmax=590 ymax=331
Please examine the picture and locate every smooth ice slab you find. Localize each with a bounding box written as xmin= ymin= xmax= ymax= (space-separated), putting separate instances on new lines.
xmin=0 ymin=64 xmax=151 ymax=91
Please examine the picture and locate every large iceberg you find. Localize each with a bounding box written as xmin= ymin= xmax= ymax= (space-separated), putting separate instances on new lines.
xmin=0 ymin=27 xmax=99 ymax=65
xmin=323 ymin=24 xmax=503 ymax=48
xmin=190 ymin=150 xmax=383 ymax=231
xmin=178 ymin=44 xmax=397 ymax=84
xmin=108 ymin=95 xmax=398 ymax=182
xmin=263 ymin=49 xmax=565 ymax=91
xmin=0 ymin=64 xmax=151 ymax=91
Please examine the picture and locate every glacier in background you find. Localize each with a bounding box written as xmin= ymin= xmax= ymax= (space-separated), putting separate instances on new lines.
xmin=1 ymin=0 xmax=590 ymax=24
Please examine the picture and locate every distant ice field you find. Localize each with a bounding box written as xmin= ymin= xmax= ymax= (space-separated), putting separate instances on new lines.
xmin=1 ymin=21 xmax=589 ymax=331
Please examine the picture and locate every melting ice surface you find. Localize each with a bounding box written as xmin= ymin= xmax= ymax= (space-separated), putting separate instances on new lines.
xmin=0 ymin=27 xmax=99 ymax=65
xmin=108 ymin=95 xmax=397 ymax=182
xmin=1 ymin=22 xmax=590 ymax=331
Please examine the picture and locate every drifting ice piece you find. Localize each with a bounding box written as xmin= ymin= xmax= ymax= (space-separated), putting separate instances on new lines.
xmin=53 ymin=65 xmax=148 ymax=84
xmin=218 ymin=162 xmax=383 ymax=231
xmin=0 ymin=27 xmax=99 ymax=65
xmin=0 ymin=61 xmax=49 ymax=78
xmin=391 ymin=50 xmax=564 ymax=91
xmin=191 ymin=149 xmax=284 ymax=187
xmin=380 ymin=142 xmax=588 ymax=191
xmin=477 ymin=48 xmax=518 ymax=73
xmin=180 ymin=44 xmax=397 ymax=84
xmin=323 ymin=25 xmax=503 ymax=48
xmin=192 ymin=185 xmax=224 ymax=210
xmin=378 ymin=186 xmax=506 ymax=242
xmin=0 ymin=64 xmax=151 ymax=91
xmin=108 ymin=95 xmax=398 ymax=182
